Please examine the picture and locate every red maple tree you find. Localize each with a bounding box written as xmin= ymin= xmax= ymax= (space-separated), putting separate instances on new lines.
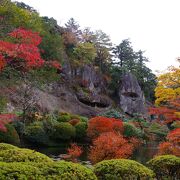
xmin=67 ymin=143 xmax=83 ymax=162
xmin=87 ymin=116 xmax=123 ymax=139
xmin=158 ymin=128 xmax=180 ymax=156
xmin=0 ymin=28 xmax=61 ymax=72
xmin=0 ymin=114 xmax=17 ymax=132
xmin=88 ymin=131 xmax=134 ymax=164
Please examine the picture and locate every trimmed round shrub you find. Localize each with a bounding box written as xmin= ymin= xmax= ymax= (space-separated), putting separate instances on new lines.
xmin=24 ymin=122 xmax=49 ymax=145
xmin=0 ymin=162 xmax=43 ymax=180
xmin=0 ymin=143 xmax=18 ymax=150
xmin=147 ymin=155 xmax=180 ymax=179
xmin=57 ymin=114 xmax=72 ymax=122
xmin=53 ymin=122 xmax=76 ymax=141
xmin=123 ymin=122 xmax=143 ymax=138
xmin=94 ymin=159 xmax=154 ymax=180
xmin=0 ymin=147 xmax=53 ymax=163
xmin=0 ymin=161 xmax=97 ymax=180
xmin=75 ymin=122 xmax=87 ymax=140
xmin=0 ymin=124 xmax=20 ymax=145
xmin=42 ymin=117 xmax=58 ymax=137
xmin=79 ymin=116 xmax=88 ymax=122
xmin=34 ymin=161 xmax=97 ymax=180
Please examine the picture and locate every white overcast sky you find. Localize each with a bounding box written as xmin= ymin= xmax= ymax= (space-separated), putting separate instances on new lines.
xmin=14 ymin=0 xmax=180 ymax=72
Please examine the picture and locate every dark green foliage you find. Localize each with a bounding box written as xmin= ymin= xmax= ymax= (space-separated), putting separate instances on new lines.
xmin=75 ymin=122 xmax=87 ymax=140
xmin=12 ymin=120 xmax=25 ymax=136
xmin=0 ymin=96 xmax=7 ymax=113
xmin=0 ymin=145 xmax=53 ymax=163
xmin=94 ymin=159 xmax=154 ymax=180
xmin=111 ymin=39 xmax=157 ymax=101
xmin=147 ymin=155 xmax=180 ymax=180
xmin=24 ymin=122 xmax=49 ymax=145
xmin=42 ymin=115 xmax=58 ymax=137
xmin=0 ymin=124 xmax=20 ymax=145
xmin=53 ymin=122 xmax=76 ymax=141
xmin=123 ymin=122 xmax=143 ymax=138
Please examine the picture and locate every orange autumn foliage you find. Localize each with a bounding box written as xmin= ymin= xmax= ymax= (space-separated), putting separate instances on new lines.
xmin=149 ymin=106 xmax=180 ymax=124
xmin=67 ymin=143 xmax=83 ymax=162
xmin=88 ymin=132 xmax=134 ymax=164
xmin=158 ymin=128 xmax=180 ymax=156
xmin=87 ymin=116 xmax=123 ymax=139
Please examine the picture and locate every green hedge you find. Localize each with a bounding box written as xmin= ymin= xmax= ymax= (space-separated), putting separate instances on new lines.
xmin=53 ymin=122 xmax=76 ymax=141
xmin=0 ymin=124 xmax=20 ymax=145
xmin=0 ymin=162 xmax=42 ymax=180
xmin=0 ymin=143 xmax=18 ymax=151
xmin=24 ymin=122 xmax=49 ymax=145
xmin=0 ymin=161 xmax=97 ymax=180
xmin=147 ymin=155 xmax=180 ymax=179
xmin=57 ymin=114 xmax=72 ymax=122
xmin=0 ymin=145 xmax=53 ymax=163
xmin=75 ymin=122 xmax=87 ymax=140
xmin=94 ymin=159 xmax=154 ymax=180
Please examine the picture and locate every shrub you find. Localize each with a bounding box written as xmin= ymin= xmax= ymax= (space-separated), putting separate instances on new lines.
xmin=0 ymin=124 xmax=20 ymax=144
xmin=0 ymin=96 xmax=7 ymax=113
xmin=57 ymin=114 xmax=72 ymax=122
xmin=123 ymin=122 xmax=143 ymax=138
xmin=34 ymin=161 xmax=97 ymax=180
xmin=171 ymin=121 xmax=180 ymax=129
xmin=147 ymin=155 xmax=180 ymax=179
xmin=79 ymin=116 xmax=88 ymax=122
xmin=89 ymin=132 xmax=134 ymax=164
xmin=69 ymin=119 xmax=80 ymax=126
xmin=67 ymin=143 xmax=83 ymax=162
xmin=24 ymin=122 xmax=49 ymax=145
xmin=94 ymin=159 xmax=154 ymax=180
xmin=148 ymin=123 xmax=168 ymax=138
xmin=0 ymin=161 xmax=97 ymax=180
xmin=75 ymin=122 xmax=87 ymax=140
xmin=0 ymin=147 xmax=53 ymax=163
xmin=53 ymin=122 xmax=76 ymax=141
xmin=0 ymin=143 xmax=18 ymax=150
xmin=157 ymin=128 xmax=180 ymax=156
xmin=12 ymin=120 xmax=25 ymax=135
xmin=87 ymin=116 xmax=123 ymax=139
xmin=42 ymin=116 xmax=58 ymax=137
xmin=98 ymin=109 xmax=123 ymax=119
xmin=0 ymin=162 xmax=43 ymax=179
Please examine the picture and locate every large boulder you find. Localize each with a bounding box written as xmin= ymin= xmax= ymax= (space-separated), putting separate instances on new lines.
xmin=119 ymin=73 xmax=146 ymax=116
xmin=81 ymin=65 xmax=106 ymax=93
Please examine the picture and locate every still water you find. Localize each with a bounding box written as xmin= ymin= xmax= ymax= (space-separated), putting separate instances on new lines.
xmin=28 ymin=141 xmax=159 ymax=165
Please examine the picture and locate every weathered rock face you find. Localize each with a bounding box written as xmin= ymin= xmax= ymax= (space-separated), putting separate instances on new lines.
xmin=119 ymin=73 xmax=146 ymax=116
xmin=81 ymin=65 xmax=106 ymax=92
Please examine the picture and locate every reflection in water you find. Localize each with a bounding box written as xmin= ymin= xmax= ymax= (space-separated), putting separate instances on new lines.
xmin=132 ymin=141 xmax=159 ymax=164
xmin=27 ymin=142 xmax=159 ymax=164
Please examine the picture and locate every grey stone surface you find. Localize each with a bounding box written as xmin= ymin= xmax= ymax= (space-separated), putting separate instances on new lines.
xmin=119 ymin=73 xmax=147 ymax=116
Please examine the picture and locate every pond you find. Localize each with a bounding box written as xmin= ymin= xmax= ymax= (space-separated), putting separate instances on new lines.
xmin=26 ymin=141 xmax=159 ymax=165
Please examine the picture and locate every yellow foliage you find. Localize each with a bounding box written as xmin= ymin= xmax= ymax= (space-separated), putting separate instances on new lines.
xmin=155 ymin=63 xmax=180 ymax=105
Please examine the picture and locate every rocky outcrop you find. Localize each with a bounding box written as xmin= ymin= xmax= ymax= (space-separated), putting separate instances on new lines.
xmin=119 ymin=73 xmax=146 ymax=116
xmin=81 ymin=65 xmax=106 ymax=92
